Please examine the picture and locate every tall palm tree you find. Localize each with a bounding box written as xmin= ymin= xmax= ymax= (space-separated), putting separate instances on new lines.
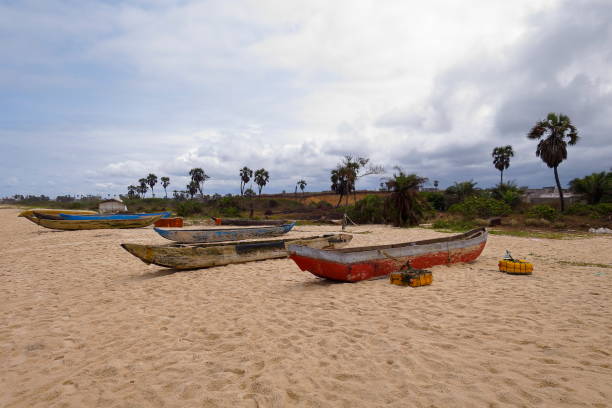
xmin=239 ymin=167 xmax=253 ymax=196
xmin=297 ymin=179 xmax=307 ymax=194
xmin=383 ymin=168 xmax=428 ymax=227
xmin=570 ymin=171 xmax=611 ymax=205
xmin=527 ymin=113 xmax=579 ymax=211
xmin=146 ymin=173 xmax=158 ymax=197
xmin=138 ymin=178 xmax=148 ymax=199
xmin=189 ymin=168 xmax=210 ymax=197
xmin=254 ymin=168 xmax=269 ymax=196
xmin=492 ymin=145 xmax=514 ymax=184
xmin=160 ymin=177 xmax=170 ymax=198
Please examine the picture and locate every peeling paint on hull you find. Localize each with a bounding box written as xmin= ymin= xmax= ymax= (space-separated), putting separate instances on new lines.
xmin=36 ymin=215 xmax=162 ymax=230
xmin=288 ymin=228 xmax=487 ymax=282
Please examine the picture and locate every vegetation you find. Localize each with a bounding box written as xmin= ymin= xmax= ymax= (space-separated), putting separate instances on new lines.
xmin=492 ymin=145 xmax=514 ymax=184
xmin=330 ymin=155 xmax=383 ymax=207
xmin=296 ymin=179 xmax=307 ymax=195
xmin=527 ymin=112 xmax=579 ymax=211
xmin=526 ymin=204 xmax=558 ymax=222
xmin=347 ymin=194 xmax=386 ymax=224
xmin=189 ymin=168 xmax=210 ymax=197
xmin=254 ymin=169 xmax=269 ymax=195
xmin=569 ymin=171 xmax=611 ymax=205
xmin=383 ymin=169 xmax=429 ymax=227
xmin=239 ymin=167 xmax=253 ymax=196
xmin=161 ymin=177 xmax=170 ymax=198
xmin=449 ymin=196 xmax=511 ymax=219
xmin=146 ymin=173 xmax=158 ymax=197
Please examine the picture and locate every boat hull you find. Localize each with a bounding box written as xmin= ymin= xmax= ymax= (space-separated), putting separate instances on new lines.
xmin=18 ymin=209 xmax=97 ymax=218
xmin=288 ymin=228 xmax=487 ymax=282
xmin=121 ymin=233 xmax=352 ymax=269
xmin=36 ymin=215 xmax=162 ymax=230
xmin=154 ymin=223 xmax=296 ymax=243
xmin=211 ymin=217 xmax=288 ymax=226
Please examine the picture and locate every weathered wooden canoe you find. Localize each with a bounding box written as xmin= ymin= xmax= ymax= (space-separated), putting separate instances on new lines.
xmin=154 ymin=222 xmax=296 ymax=243
xmin=288 ymin=228 xmax=487 ymax=282
xmin=36 ymin=215 xmax=163 ymax=230
xmin=18 ymin=209 xmax=97 ymax=218
xmin=59 ymin=211 xmax=171 ymax=220
xmin=211 ymin=217 xmax=289 ymax=226
xmin=121 ymin=233 xmax=352 ymax=269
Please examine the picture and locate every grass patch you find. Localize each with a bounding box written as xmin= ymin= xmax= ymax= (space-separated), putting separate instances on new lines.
xmin=432 ymin=219 xmax=478 ymax=233
xmin=488 ymin=229 xmax=589 ymax=240
xmin=557 ymin=260 xmax=612 ymax=268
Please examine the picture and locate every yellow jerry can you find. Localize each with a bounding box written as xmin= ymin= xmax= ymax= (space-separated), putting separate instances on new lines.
xmin=498 ymin=259 xmax=533 ymax=275
xmin=390 ymin=269 xmax=433 ymax=287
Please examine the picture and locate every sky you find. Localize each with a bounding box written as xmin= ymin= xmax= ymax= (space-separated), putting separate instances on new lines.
xmin=1 ymin=0 xmax=611 ymax=198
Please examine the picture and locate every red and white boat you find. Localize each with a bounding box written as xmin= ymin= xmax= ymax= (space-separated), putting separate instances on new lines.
xmin=288 ymin=228 xmax=487 ymax=282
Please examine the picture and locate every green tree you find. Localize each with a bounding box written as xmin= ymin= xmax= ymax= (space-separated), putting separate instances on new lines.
xmin=445 ymin=180 xmax=478 ymax=205
xmin=527 ymin=113 xmax=579 ymax=211
xmin=189 ymin=168 xmax=210 ymax=197
xmin=146 ymin=173 xmax=158 ymax=197
xmin=137 ymin=178 xmax=148 ymax=199
xmin=297 ymin=179 xmax=307 ymax=194
xmin=492 ymin=145 xmax=514 ymax=184
xmin=127 ymin=185 xmax=138 ymax=199
xmin=383 ymin=168 xmax=429 ymax=227
xmin=239 ymin=167 xmax=253 ymax=196
xmin=254 ymin=168 xmax=269 ymax=195
xmin=186 ymin=180 xmax=199 ymax=199
xmin=330 ymin=155 xmax=383 ymax=207
xmin=160 ymin=177 xmax=170 ymax=198
xmin=569 ymin=171 xmax=611 ymax=204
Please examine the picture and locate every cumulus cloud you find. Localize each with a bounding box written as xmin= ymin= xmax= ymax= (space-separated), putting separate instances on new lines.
xmin=1 ymin=0 xmax=610 ymax=196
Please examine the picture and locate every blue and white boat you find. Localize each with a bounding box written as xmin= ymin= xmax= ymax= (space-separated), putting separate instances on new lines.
xmin=154 ymin=222 xmax=296 ymax=243
xmin=59 ymin=211 xmax=171 ymax=220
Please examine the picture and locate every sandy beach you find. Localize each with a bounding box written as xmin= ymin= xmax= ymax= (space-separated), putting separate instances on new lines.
xmin=1 ymin=207 xmax=611 ymax=407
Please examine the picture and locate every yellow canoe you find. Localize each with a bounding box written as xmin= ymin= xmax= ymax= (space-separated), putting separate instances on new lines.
xmin=18 ymin=209 xmax=97 ymax=218
xmin=36 ymin=215 xmax=162 ymax=230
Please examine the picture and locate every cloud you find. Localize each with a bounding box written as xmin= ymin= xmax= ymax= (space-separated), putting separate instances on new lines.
xmin=1 ymin=0 xmax=610 ymax=197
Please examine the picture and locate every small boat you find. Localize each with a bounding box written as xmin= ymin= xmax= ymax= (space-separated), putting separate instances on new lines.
xmin=121 ymin=233 xmax=352 ymax=269
xmin=211 ymin=217 xmax=289 ymax=226
xmin=18 ymin=208 xmax=97 ymax=223
xmin=59 ymin=211 xmax=171 ymax=220
xmin=288 ymin=228 xmax=487 ymax=282
xmin=154 ymin=222 xmax=296 ymax=243
xmin=35 ymin=214 xmax=163 ymax=230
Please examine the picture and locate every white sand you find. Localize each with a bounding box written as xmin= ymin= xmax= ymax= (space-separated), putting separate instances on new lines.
xmin=1 ymin=207 xmax=611 ymax=407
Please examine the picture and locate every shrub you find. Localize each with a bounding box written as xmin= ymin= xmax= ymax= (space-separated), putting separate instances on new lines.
xmin=526 ymin=205 xmax=558 ymax=222
xmin=565 ymin=203 xmax=594 ymax=216
xmin=421 ymin=191 xmax=446 ymax=211
xmin=525 ymin=218 xmax=552 ymax=227
xmin=432 ymin=218 xmax=478 ymax=232
xmin=347 ymin=195 xmax=386 ymax=224
xmin=176 ymin=200 xmax=204 ymax=217
xmin=594 ymin=203 xmax=612 ymax=216
xmin=448 ymin=196 xmax=511 ymax=219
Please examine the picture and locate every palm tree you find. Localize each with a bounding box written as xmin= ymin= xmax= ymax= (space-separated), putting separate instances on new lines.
xmin=445 ymin=180 xmax=477 ymax=204
xmin=254 ymin=168 xmax=269 ymax=196
xmin=127 ymin=185 xmax=138 ymax=199
xmin=146 ymin=173 xmax=158 ymax=197
xmin=160 ymin=177 xmax=170 ymax=198
xmin=186 ymin=180 xmax=198 ymax=199
xmin=297 ymin=179 xmax=307 ymax=194
xmin=492 ymin=145 xmax=514 ymax=184
xmin=189 ymin=168 xmax=210 ymax=197
xmin=527 ymin=113 xmax=579 ymax=211
xmin=239 ymin=167 xmax=253 ymax=196
xmin=433 ymin=180 xmax=439 ymax=190
xmin=570 ymin=171 xmax=611 ymax=204
xmin=138 ymin=178 xmax=148 ymax=199
xmin=383 ymin=168 xmax=428 ymax=227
